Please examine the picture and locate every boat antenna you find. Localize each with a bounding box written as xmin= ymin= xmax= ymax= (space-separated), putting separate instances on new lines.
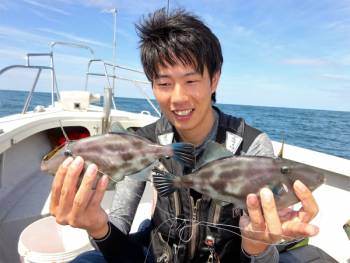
xmin=111 ymin=8 xmax=117 ymax=91
xmin=58 ymin=120 xmax=70 ymax=143
xmin=167 ymin=0 xmax=170 ymax=16
xmin=101 ymin=7 xmax=117 ymax=88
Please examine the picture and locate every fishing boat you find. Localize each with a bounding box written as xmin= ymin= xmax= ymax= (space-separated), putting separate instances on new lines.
xmin=0 ymin=41 xmax=349 ymax=263
xmin=0 ymin=41 xmax=159 ymax=262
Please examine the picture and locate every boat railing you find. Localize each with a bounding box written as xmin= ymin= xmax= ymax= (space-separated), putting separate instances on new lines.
xmin=27 ymin=51 xmax=59 ymax=109
xmin=0 ymin=62 xmax=56 ymax=114
xmin=49 ymin=41 xmax=96 ymax=104
xmin=86 ymin=59 xmax=160 ymax=116
xmin=0 ymin=41 xmax=160 ymax=116
xmin=0 ymin=41 xmax=96 ymax=114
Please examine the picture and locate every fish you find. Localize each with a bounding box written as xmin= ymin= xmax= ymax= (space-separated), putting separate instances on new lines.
xmin=41 ymin=131 xmax=195 ymax=188
xmin=344 ymin=219 xmax=350 ymax=240
xmin=152 ymin=152 xmax=326 ymax=210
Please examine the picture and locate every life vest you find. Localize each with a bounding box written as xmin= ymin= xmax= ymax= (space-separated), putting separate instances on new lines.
xmin=137 ymin=106 xmax=263 ymax=263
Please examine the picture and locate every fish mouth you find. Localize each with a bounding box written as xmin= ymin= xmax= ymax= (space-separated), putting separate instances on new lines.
xmin=40 ymin=161 xmax=48 ymax=171
xmin=43 ymin=144 xmax=65 ymax=161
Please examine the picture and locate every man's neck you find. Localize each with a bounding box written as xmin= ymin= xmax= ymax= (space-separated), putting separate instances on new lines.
xmin=177 ymin=108 xmax=215 ymax=146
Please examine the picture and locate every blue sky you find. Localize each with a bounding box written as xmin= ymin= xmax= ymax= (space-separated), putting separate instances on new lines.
xmin=0 ymin=0 xmax=349 ymax=111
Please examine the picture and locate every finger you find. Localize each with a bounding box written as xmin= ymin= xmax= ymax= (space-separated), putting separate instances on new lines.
xmin=278 ymin=207 xmax=298 ymax=222
xmin=89 ymin=174 xmax=109 ymax=209
xmin=72 ymin=163 xmax=99 ymax=214
xmin=50 ymin=157 xmax=73 ymax=214
xmin=246 ymin=194 xmax=266 ymax=232
xmin=242 ymin=195 xmax=270 ymax=255
xmin=58 ymin=156 xmax=84 ymax=213
xmin=282 ymin=220 xmax=319 ymax=239
xmin=260 ymin=188 xmax=282 ymax=240
xmin=294 ymin=180 xmax=319 ymax=222
xmin=239 ymin=213 xmax=250 ymax=230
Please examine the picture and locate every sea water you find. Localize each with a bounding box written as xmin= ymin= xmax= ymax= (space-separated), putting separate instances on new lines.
xmin=1 ymin=89 xmax=349 ymax=160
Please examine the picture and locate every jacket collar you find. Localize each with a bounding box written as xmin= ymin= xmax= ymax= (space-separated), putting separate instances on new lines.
xmin=154 ymin=106 xmax=244 ymax=155
xmin=155 ymin=106 xmax=225 ymax=145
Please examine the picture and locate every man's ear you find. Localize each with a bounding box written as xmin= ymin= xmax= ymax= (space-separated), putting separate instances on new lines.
xmin=211 ymin=71 xmax=220 ymax=93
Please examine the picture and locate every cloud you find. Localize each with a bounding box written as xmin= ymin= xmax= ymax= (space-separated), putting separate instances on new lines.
xmin=82 ymin=0 xmax=115 ymax=9
xmin=281 ymin=58 xmax=328 ymax=66
xmin=338 ymin=55 xmax=350 ymax=65
xmin=231 ymin=24 xmax=253 ymax=36
xmin=30 ymin=9 xmax=61 ymax=23
xmin=321 ymin=74 xmax=350 ymax=81
xmin=325 ymin=20 xmax=350 ymax=32
xmin=23 ymin=0 xmax=71 ymax=15
xmin=0 ymin=25 xmax=51 ymax=46
xmin=73 ymin=0 xmax=163 ymax=15
xmin=37 ymin=28 xmax=111 ymax=49
xmin=0 ymin=47 xmax=28 ymax=60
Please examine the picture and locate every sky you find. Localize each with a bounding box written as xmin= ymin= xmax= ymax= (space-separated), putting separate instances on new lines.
xmin=0 ymin=0 xmax=349 ymax=112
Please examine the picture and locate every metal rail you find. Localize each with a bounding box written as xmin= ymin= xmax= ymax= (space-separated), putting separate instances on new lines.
xmin=85 ymin=59 xmax=117 ymax=109
xmin=50 ymin=42 xmax=95 ymax=57
xmin=85 ymin=59 xmax=160 ymax=116
xmin=0 ymin=41 xmax=160 ymax=117
xmin=26 ymin=52 xmax=59 ymax=106
xmin=0 ymin=64 xmax=55 ymax=113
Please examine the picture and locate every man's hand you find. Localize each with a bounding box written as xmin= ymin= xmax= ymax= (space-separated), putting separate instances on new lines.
xmin=50 ymin=156 xmax=110 ymax=239
xmin=240 ymin=180 xmax=319 ymax=256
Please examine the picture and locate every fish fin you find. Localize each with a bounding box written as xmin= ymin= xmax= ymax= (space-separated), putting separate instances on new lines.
xmin=269 ymin=182 xmax=289 ymax=198
xmin=128 ymin=161 xmax=158 ymax=181
xmin=152 ymin=167 xmax=178 ymax=197
xmin=171 ymin=143 xmax=195 ymax=167
xmin=109 ymin=121 xmax=127 ymax=132
xmin=278 ymin=132 xmax=285 ymax=158
xmin=195 ymin=141 xmax=234 ymax=169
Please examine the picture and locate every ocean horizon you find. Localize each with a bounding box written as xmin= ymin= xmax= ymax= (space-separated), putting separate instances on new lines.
xmin=1 ymin=89 xmax=349 ymax=160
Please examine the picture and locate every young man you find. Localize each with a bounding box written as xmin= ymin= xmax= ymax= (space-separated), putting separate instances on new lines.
xmin=50 ymin=8 xmax=321 ymax=263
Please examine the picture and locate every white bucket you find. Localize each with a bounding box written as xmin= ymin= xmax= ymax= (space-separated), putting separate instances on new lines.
xmin=18 ymin=216 xmax=94 ymax=263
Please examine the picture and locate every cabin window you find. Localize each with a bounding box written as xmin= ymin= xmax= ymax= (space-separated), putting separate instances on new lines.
xmin=46 ymin=126 xmax=90 ymax=149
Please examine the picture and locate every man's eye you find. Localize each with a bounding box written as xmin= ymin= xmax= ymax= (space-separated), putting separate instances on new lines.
xmin=187 ymin=80 xmax=198 ymax=84
xmin=158 ymin=83 xmax=171 ymax=87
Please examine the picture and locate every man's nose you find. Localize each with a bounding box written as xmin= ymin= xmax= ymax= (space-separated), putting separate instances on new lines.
xmin=171 ymin=83 xmax=189 ymax=103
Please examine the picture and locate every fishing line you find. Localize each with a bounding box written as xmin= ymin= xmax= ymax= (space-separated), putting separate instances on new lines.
xmin=108 ymin=187 xmax=308 ymax=263
xmin=58 ymin=120 xmax=70 ymax=143
xmin=143 ymin=216 xmax=181 ymax=263
xmin=104 ymin=170 xmax=323 ymax=257
xmin=195 ymin=220 xmax=307 ymax=247
xmin=178 ymin=220 xmax=197 ymax=243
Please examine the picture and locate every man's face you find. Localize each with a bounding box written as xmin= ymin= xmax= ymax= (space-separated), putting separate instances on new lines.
xmin=152 ymin=63 xmax=219 ymax=138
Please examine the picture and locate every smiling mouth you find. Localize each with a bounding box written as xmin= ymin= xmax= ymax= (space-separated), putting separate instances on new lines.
xmin=173 ymin=109 xmax=194 ymax=116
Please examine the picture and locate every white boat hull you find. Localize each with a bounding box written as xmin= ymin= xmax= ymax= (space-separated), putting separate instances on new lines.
xmin=1 ymin=107 xmax=349 ymax=262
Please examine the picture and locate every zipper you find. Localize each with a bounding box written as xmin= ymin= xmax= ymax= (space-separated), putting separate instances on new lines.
xmin=157 ymin=232 xmax=172 ymax=263
xmin=212 ymin=203 xmax=222 ymax=225
xmin=173 ymin=191 xmax=181 ymax=217
xmin=189 ymin=199 xmax=221 ymax=260
xmin=189 ymin=197 xmax=201 ymax=259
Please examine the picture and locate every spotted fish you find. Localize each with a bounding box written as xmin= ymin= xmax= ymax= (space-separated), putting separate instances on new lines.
xmin=41 ymin=131 xmax=194 ymax=188
xmin=344 ymin=220 xmax=350 ymax=240
xmin=152 ymin=154 xmax=326 ymax=210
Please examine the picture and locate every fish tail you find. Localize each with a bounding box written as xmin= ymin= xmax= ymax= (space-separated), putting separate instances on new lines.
xmin=170 ymin=142 xmax=195 ymax=167
xmin=152 ymin=167 xmax=178 ymax=197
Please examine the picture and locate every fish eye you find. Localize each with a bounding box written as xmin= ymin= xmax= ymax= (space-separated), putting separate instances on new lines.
xmin=280 ymin=166 xmax=290 ymax=174
xmin=64 ymin=149 xmax=73 ymax=157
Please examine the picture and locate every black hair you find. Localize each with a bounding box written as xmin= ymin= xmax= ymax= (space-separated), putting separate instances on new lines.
xmin=136 ymin=8 xmax=223 ymax=102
